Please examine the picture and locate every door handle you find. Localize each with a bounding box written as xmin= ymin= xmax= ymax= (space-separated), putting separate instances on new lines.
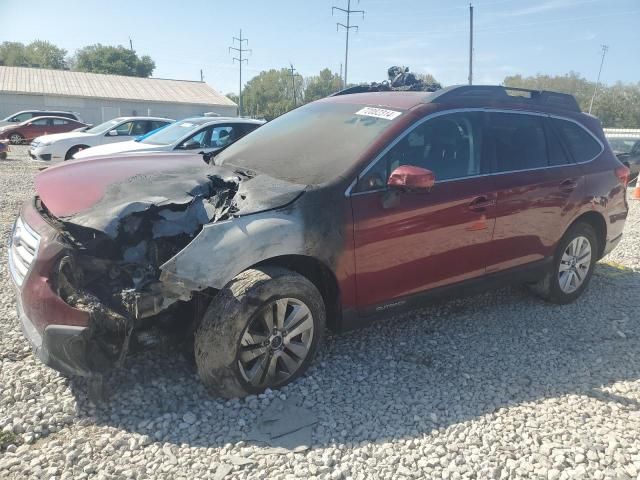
xmin=560 ymin=179 xmax=577 ymax=192
xmin=468 ymin=196 xmax=496 ymax=212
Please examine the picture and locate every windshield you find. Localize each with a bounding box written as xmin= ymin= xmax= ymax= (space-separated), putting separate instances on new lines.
xmin=85 ymin=119 xmax=121 ymax=134
xmin=607 ymin=137 xmax=639 ymax=154
xmin=216 ymin=102 xmax=401 ymax=185
xmin=141 ymin=120 xmax=205 ymax=145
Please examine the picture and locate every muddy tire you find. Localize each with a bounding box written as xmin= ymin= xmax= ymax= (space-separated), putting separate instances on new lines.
xmin=195 ymin=266 xmax=325 ymax=398
xmin=528 ymin=222 xmax=598 ymax=304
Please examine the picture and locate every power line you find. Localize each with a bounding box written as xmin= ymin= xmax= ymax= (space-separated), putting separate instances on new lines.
xmin=332 ymin=0 xmax=365 ymax=87
xmin=468 ymin=2 xmax=474 ymax=85
xmin=229 ymin=29 xmax=251 ymax=116
xmin=287 ymin=63 xmax=302 ymax=107
xmin=588 ymin=44 xmax=609 ymax=115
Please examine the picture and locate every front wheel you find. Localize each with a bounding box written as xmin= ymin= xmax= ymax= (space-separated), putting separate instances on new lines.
xmin=529 ymin=222 xmax=598 ymax=304
xmin=195 ymin=267 xmax=325 ymax=398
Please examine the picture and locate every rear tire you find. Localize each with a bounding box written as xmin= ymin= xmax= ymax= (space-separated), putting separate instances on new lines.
xmin=194 ymin=266 xmax=325 ymax=398
xmin=9 ymin=133 xmax=24 ymax=145
xmin=529 ymin=222 xmax=598 ymax=304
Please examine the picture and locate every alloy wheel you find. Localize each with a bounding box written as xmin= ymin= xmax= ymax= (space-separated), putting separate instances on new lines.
xmin=558 ymin=235 xmax=592 ymax=294
xmin=238 ymin=298 xmax=314 ymax=387
xmin=9 ymin=134 xmax=23 ymax=145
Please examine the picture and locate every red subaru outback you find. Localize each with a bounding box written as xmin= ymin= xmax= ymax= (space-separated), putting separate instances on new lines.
xmin=9 ymin=85 xmax=629 ymax=398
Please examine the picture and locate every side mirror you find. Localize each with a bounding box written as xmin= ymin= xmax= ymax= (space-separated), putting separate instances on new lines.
xmin=387 ymin=165 xmax=435 ymax=192
xmin=180 ymin=140 xmax=201 ymax=150
xmin=107 ymin=130 xmax=119 ymax=136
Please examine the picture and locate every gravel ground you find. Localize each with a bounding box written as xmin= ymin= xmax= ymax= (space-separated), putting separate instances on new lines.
xmin=2 ymin=145 xmax=640 ymax=480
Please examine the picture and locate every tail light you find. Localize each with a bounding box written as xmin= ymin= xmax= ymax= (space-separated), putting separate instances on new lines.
xmin=615 ymin=165 xmax=630 ymax=186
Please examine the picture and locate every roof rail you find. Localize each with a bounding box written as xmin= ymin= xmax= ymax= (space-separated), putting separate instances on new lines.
xmin=432 ymin=85 xmax=581 ymax=113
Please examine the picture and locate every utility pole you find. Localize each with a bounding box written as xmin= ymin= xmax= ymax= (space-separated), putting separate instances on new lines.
xmin=588 ymin=44 xmax=609 ymax=114
xmin=468 ymin=3 xmax=474 ymax=85
xmin=333 ymin=0 xmax=364 ymax=87
xmin=129 ymin=37 xmax=133 ymax=51
xmin=200 ymin=69 xmax=204 ymax=82
xmin=287 ymin=63 xmax=302 ymax=107
xmin=229 ymin=29 xmax=251 ymax=116
xmin=339 ymin=63 xmax=343 ymax=87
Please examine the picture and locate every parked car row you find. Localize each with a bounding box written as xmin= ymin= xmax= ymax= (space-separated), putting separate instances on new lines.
xmin=8 ymin=85 xmax=632 ymax=398
xmin=0 ymin=116 xmax=89 ymax=145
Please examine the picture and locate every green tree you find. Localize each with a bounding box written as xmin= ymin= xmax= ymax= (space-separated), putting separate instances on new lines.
xmin=503 ymin=72 xmax=640 ymax=128
xmin=242 ymin=68 xmax=304 ymax=119
xmin=0 ymin=42 xmax=29 ymax=66
xmin=73 ymin=44 xmax=155 ymax=77
xmin=304 ymin=68 xmax=343 ymax=102
xmin=25 ymin=40 xmax=67 ymax=69
xmin=0 ymin=40 xmax=66 ymax=69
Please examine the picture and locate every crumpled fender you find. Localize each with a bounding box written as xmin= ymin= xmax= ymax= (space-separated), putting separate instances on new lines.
xmin=159 ymin=210 xmax=305 ymax=290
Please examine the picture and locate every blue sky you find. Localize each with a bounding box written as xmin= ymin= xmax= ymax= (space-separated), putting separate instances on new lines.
xmin=0 ymin=0 xmax=638 ymax=95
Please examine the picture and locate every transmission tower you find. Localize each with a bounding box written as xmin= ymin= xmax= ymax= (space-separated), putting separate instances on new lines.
xmin=229 ymin=29 xmax=251 ymax=116
xmin=588 ymin=44 xmax=609 ymax=115
xmin=332 ymin=0 xmax=364 ymax=88
xmin=288 ymin=63 xmax=302 ymax=107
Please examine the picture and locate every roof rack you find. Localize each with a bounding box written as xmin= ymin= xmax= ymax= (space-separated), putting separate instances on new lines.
xmin=431 ymin=85 xmax=581 ymax=113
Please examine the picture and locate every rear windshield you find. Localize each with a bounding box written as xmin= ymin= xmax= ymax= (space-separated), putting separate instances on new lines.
xmin=216 ymin=102 xmax=402 ymax=185
xmin=142 ymin=119 xmax=207 ymax=145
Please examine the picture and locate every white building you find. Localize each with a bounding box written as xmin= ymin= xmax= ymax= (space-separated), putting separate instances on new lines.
xmin=0 ymin=66 xmax=237 ymax=124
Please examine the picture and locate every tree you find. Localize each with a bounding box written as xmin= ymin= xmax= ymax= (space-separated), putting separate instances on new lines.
xmin=0 ymin=42 xmax=29 ymax=66
xmin=503 ymin=72 xmax=640 ymax=128
xmin=0 ymin=40 xmax=66 ymax=69
xmin=242 ymin=68 xmax=304 ymax=120
xmin=304 ymin=68 xmax=343 ymax=102
xmin=25 ymin=40 xmax=67 ymax=69
xmin=73 ymin=44 xmax=155 ymax=77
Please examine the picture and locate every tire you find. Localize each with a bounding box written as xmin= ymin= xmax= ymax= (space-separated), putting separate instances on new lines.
xmin=9 ymin=133 xmax=24 ymax=145
xmin=529 ymin=222 xmax=598 ymax=304
xmin=65 ymin=145 xmax=88 ymax=160
xmin=0 ymin=152 xmax=7 ymax=160
xmin=195 ymin=266 xmax=326 ymax=398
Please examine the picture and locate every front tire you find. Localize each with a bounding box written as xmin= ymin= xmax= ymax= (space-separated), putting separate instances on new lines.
xmin=195 ymin=266 xmax=326 ymax=398
xmin=529 ymin=222 xmax=598 ymax=304
xmin=65 ymin=145 xmax=88 ymax=160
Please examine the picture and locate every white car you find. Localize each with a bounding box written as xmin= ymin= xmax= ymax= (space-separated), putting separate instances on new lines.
xmin=73 ymin=117 xmax=265 ymax=160
xmin=29 ymin=116 xmax=174 ymax=161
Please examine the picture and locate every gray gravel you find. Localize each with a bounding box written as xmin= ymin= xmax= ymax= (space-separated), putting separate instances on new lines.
xmin=2 ymin=145 xmax=640 ymax=479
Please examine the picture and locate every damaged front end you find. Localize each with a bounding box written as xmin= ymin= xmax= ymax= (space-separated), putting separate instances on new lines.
xmin=39 ymin=167 xmax=251 ymax=374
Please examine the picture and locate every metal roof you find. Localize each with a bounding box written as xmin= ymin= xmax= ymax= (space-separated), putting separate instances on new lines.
xmin=0 ymin=66 xmax=236 ymax=107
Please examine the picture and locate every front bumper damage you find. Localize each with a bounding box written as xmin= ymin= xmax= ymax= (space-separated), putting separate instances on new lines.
xmin=17 ymin=293 xmax=92 ymax=376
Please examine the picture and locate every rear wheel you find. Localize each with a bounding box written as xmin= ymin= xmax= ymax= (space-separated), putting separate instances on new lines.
xmin=529 ymin=222 xmax=598 ymax=304
xmin=194 ymin=266 xmax=325 ymax=398
xmin=9 ymin=133 xmax=24 ymax=145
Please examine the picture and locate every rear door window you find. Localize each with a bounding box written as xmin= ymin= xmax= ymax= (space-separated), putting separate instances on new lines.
xmin=52 ymin=119 xmax=69 ymax=125
xmin=131 ymin=120 xmax=150 ymax=135
xmin=551 ymin=118 xmax=603 ymax=162
xmin=486 ymin=112 xmax=548 ymax=172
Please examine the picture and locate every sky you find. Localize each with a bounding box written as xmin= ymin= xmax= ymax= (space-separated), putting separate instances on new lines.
xmin=0 ymin=0 xmax=638 ymax=96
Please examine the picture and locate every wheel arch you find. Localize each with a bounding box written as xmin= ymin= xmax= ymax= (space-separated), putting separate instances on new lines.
xmin=255 ymin=254 xmax=342 ymax=332
xmin=65 ymin=144 xmax=90 ymax=160
xmin=567 ymin=211 xmax=607 ymax=259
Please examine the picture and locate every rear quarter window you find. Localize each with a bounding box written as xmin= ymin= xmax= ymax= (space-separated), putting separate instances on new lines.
xmin=552 ymin=119 xmax=602 ymax=162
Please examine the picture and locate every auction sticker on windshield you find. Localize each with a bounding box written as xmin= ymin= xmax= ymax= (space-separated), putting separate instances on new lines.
xmin=355 ymin=107 xmax=402 ymax=120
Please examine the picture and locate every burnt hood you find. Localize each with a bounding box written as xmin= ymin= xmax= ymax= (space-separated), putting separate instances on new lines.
xmin=35 ymin=153 xmax=306 ymax=238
